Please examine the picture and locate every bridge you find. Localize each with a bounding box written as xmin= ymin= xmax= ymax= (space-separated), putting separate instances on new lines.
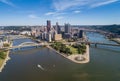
xmin=1 ymin=40 xmax=120 ymax=50
xmin=77 ymin=41 xmax=120 ymax=47
xmin=1 ymin=42 xmax=45 ymax=50
xmin=62 ymin=41 xmax=120 ymax=47
xmin=88 ymin=42 xmax=120 ymax=47
xmin=8 ymin=35 xmax=30 ymax=40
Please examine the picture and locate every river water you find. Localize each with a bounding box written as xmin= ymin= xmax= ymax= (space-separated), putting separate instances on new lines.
xmin=0 ymin=32 xmax=120 ymax=81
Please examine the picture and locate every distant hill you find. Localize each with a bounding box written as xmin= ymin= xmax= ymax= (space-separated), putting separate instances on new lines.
xmin=92 ymin=25 xmax=120 ymax=35
xmin=3 ymin=26 xmax=31 ymax=31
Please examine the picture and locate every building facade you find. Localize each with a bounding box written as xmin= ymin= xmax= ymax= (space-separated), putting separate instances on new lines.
xmin=55 ymin=22 xmax=61 ymax=34
xmin=47 ymin=20 xmax=51 ymax=32
xmin=65 ymin=23 xmax=71 ymax=33
xmin=78 ymin=30 xmax=84 ymax=38
xmin=54 ymin=34 xmax=62 ymax=41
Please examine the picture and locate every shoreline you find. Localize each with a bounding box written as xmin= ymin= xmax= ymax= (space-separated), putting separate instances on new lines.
xmin=0 ymin=51 xmax=10 ymax=72
xmin=47 ymin=45 xmax=90 ymax=64
xmin=0 ymin=42 xmax=13 ymax=72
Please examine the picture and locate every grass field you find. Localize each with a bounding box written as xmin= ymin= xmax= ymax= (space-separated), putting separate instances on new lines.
xmin=0 ymin=59 xmax=4 ymax=68
xmin=67 ymin=46 xmax=78 ymax=54
xmin=0 ymin=51 xmax=7 ymax=68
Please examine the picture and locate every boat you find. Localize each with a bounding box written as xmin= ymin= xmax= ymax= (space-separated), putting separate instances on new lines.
xmin=37 ymin=64 xmax=44 ymax=70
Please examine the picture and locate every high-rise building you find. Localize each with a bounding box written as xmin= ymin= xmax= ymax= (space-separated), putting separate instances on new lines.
xmin=47 ymin=33 xmax=52 ymax=42
xmin=49 ymin=30 xmax=54 ymax=40
xmin=78 ymin=30 xmax=84 ymax=38
xmin=55 ymin=22 xmax=61 ymax=34
xmin=65 ymin=23 xmax=71 ymax=33
xmin=44 ymin=32 xmax=47 ymax=40
xmin=47 ymin=20 xmax=51 ymax=32
xmin=41 ymin=33 xmax=44 ymax=40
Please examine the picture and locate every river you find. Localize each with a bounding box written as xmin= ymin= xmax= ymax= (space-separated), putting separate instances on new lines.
xmin=0 ymin=32 xmax=120 ymax=81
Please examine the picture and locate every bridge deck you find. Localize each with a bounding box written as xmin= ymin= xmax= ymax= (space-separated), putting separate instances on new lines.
xmin=89 ymin=42 xmax=120 ymax=46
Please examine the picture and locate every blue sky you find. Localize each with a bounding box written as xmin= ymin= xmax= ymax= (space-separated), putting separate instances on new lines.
xmin=0 ymin=0 xmax=120 ymax=26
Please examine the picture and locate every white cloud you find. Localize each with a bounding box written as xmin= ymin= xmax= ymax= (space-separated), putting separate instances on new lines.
xmin=45 ymin=11 xmax=67 ymax=16
xmin=45 ymin=12 xmax=56 ymax=16
xmin=90 ymin=0 xmax=118 ymax=8
xmin=74 ymin=10 xmax=81 ymax=13
xmin=53 ymin=0 xmax=119 ymax=11
xmin=28 ymin=14 xmax=39 ymax=19
xmin=0 ymin=0 xmax=15 ymax=7
xmin=56 ymin=16 xmax=64 ymax=20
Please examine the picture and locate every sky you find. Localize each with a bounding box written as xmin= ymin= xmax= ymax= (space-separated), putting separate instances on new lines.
xmin=0 ymin=0 xmax=120 ymax=26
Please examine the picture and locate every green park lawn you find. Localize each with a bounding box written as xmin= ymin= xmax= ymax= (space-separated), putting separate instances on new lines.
xmin=67 ymin=46 xmax=78 ymax=54
xmin=0 ymin=51 xmax=7 ymax=68
xmin=0 ymin=59 xmax=4 ymax=68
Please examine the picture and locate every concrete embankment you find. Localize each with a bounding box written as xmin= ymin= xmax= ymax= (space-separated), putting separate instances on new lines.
xmin=0 ymin=43 xmax=13 ymax=72
xmin=47 ymin=45 xmax=90 ymax=64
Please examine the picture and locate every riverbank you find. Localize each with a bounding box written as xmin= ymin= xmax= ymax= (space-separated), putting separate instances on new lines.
xmin=0 ymin=51 xmax=10 ymax=72
xmin=0 ymin=43 xmax=12 ymax=72
xmin=47 ymin=45 xmax=89 ymax=64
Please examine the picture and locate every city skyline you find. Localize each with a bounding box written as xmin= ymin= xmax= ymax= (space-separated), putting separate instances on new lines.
xmin=0 ymin=0 xmax=120 ymax=26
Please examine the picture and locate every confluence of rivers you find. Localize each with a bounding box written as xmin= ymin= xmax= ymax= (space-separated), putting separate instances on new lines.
xmin=0 ymin=32 xmax=120 ymax=81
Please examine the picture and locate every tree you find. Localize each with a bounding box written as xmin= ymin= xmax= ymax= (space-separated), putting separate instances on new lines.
xmin=77 ymin=44 xmax=86 ymax=55
xmin=65 ymin=48 xmax=71 ymax=55
xmin=60 ymin=44 xmax=66 ymax=53
xmin=78 ymin=46 xmax=82 ymax=54
xmin=0 ymin=52 xmax=6 ymax=59
xmin=3 ymin=43 xmax=10 ymax=47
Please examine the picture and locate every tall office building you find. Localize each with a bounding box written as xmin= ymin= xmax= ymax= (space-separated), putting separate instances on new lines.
xmin=78 ymin=30 xmax=84 ymax=38
xmin=55 ymin=22 xmax=61 ymax=34
xmin=47 ymin=20 xmax=51 ymax=32
xmin=47 ymin=33 xmax=52 ymax=42
xmin=65 ymin=23 xmax=71 ymax=33
xmin=43 ymin=32 xmax=47 ymax=40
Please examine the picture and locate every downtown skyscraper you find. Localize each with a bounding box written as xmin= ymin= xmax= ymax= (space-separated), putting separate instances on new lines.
xmin=65 ymin=23 xmax=71 ymax=33
xmin=55 ymin=22 xmax=61 ymax=34
xmin=47 ymin=20 xmax=51 ymax=32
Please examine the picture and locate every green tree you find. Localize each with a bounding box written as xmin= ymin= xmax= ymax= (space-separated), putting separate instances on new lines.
xmin=3 ymin=43 xmax=10 ymax=47
xmin=0 ymin=52 xmax=6 ymax=59
xmin=60 ymin=44 xmax=66 ymax=53
xmin=65 ymin=48 xmax=71 ymax=55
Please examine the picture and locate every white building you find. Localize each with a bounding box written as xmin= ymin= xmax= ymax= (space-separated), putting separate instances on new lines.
xmin=20 ymin=31 xmax=31 ymax=36
xmin=0 ymin=40 xmax=3 ymax=48
xmin=47 ymin=33 xmax=52 ymax=42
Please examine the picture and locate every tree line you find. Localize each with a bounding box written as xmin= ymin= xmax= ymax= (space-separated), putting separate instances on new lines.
xmin=51 ymin=42 xmax=86 ymax=55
